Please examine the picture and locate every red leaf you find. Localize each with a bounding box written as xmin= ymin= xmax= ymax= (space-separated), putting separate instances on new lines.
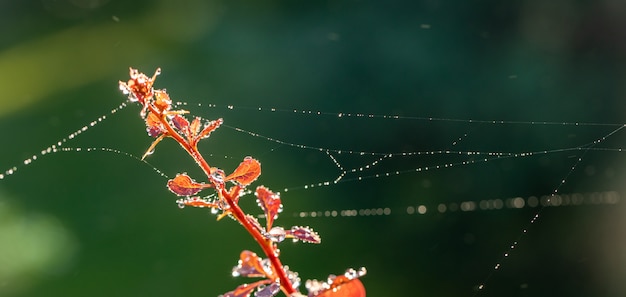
xmin=221 ymin=280 xmax=271 ymax=297
xmin=145 ymin=112 xmax=165 ymax=137
xmin=225 ymin=157 xmax=261 ymax=186
xmin=198 ymin=118 xmax=223 ymax=139
xmin=286 ymin=226 xmax=321 ymax=244
xmin=254 ymin=282 xmax=280 ymax=297
xmin=119 ymin=67 xmax=160 ymax=105
xmin=232 ymin=250 xmax=268 ymax=278
xmin=176 ymin=197 xmax=219 ymax=209
xmin=153 ymin=89 xmax=172 ymax=112
xmin=189 ymin=117 xmax=201 ymax=137
xmin=316 ymin=278 xmax=366 ymax=297
xmin=171 ymin=114 xmax=190 ymax=134
xmin=307 ymin=268 xmax=367 ymax=297
xmin=254 ymin=186 xmax=282 ymax=230
xmin=167 ymin=173 xmax=208 ymax=196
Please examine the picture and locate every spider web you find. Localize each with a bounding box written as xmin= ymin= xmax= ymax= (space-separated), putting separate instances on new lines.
xmin=0 ymin=99 xmax=624 ymax=297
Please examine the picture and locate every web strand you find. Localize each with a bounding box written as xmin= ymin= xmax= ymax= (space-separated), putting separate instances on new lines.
xmin=0 ymin=102 xmax=128 ymax=180
xmin=175 ymin=102 xmax=625 ymax=127
xmin=473 ymin=123 xmax=626 ymax=294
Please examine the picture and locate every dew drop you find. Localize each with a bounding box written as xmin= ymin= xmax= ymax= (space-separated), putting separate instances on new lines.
xmin=268 ymin=227 xmax=286 ymax=243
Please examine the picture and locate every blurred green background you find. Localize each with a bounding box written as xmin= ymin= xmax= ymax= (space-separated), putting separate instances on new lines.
xmin=1 ymin=1 xmax=626 ymax=296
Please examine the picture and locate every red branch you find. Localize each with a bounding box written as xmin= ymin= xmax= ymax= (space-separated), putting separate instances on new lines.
xmin=119 ymin=68 xmax=366 ymax=297
xmin=145 ymin=103 xmax=296 ymax=295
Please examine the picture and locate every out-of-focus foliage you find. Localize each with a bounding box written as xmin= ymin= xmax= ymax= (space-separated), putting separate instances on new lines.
xmin=1 ymin=1 xmax=625 ymax=297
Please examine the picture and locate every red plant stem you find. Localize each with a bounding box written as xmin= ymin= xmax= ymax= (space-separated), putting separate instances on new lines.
xmin=219 ymin=188 xmax=296 ymax=296
xmin=149 ymin=104 xmax=296 ymax=295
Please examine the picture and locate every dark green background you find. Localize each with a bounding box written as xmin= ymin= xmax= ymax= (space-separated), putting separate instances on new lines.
xmin=1 ymin=1 xmax=625 ymax=296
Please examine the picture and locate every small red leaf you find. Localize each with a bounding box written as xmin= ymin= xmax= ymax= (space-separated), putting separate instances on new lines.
xmin=176 ymin=196 xmax=219 ymax=209
xmin=153 ymin=89 xmax=172 ymax=112
xmin=286 ymin=226 xmax=321 ymax=244
xmin=167 ymin=173 xmax=209 ymax=196
xmin=316 ymin=278 xmax=366 ymax=297
xmin=119 ymin=67 xmax=160 ymax=105
xmin=147 ymin=126 xmax=163 ymax=138
xmin=171 ymin=114 xmax=190 ymax=133
xmin=198 ymin=118 xmax=223 ymax=139
xmin=225 ymin=157 xmax=261 ymax=186
xmin=221 ymin=279 xmax=271 ymax=297
xmin=145 ymin=112 xmax=165 ymax=137
xmin=254 ymin=282 xmax=280 ymax=297
xmin=232 ymin=250 xmax=269 ymax=278
xmin=307 ymin=268 xmax=367 ymax=297
xmin=254 ymin=186 xmax=282 ymax=230
xmin=190 ymin=117 xmax=201 ymax=137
